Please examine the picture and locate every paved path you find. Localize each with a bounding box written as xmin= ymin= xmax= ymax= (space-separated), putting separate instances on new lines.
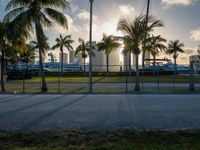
xmin=0 ymin=94 xmax=200 ymax=132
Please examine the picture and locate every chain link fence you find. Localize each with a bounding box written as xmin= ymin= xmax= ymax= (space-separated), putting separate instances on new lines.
xmin=1 ymin=64 xmax=200 ymax=94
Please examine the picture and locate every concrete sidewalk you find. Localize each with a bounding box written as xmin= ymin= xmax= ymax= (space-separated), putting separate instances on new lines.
xmin=0 ymin=94 xmax=200 ymax=132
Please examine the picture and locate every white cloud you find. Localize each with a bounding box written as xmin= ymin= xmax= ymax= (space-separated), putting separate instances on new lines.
xmin=77 ymin=10 xmax=90 ymax=20
xmin=119 ymin=5 xmax=135 ymax=15
xmin=190 ymin=28 xmax=200 ymax=41
xmin=162 ymin=0 xmax=197 ymax=6
xmin=77 ymin=10 xmax=98 ymax=22
xmin=51 ymin=14 xmax=79 ymax=35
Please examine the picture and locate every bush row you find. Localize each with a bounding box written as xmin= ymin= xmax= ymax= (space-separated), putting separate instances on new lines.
xmin=31 ymin=71 xmax=175 ymax=77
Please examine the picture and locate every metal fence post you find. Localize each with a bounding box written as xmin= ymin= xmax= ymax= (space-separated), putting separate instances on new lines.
xmin=23 ymin=64 xmax=25 ymax=94
xmin=126 ymin=64 xmax=128 ymax=93
xmin=190 ymin=61 xmax=195 ymax=92
xmin=58 ymin=64 xmax=61 ymax=94
xmin=173 ymin=70 xmax=175 ymax=93
xmin=157 ymin=67 xmax=160 ymax=93
xmin=142 ymin=67 xmax=144 ymax=92
xmin=89 ymin=0 xmax=94 ymax=94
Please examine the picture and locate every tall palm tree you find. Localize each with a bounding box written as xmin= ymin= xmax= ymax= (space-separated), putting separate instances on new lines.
xmin=97 ymin=34 xmax=121 ymax=75
xmin=166 ymin=40 xmax=184 ymax=74
xmin=52 ymin=34 xmax=74 ymax=75
xmin=117 ymin=15 xmax=163 ymax=91
xmin=144 ymin=35 xmax=167 ymax=75
xmin=0 ymin=22 xmax=24 ymax=92
xmin=75 ymin=38 xmax=95 ymax=73
xmin=0 ymin=22 xmax=8 ymax=92
xmin=5 ymin=0 xmax=69 ymax=92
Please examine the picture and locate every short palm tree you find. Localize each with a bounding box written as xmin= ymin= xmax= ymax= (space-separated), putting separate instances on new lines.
xmin=5 ymin=0 xmax=69 ymax=92
xmin=97 ymin=34 xmax=121 ymax=75
xmin=75 ymin=38 xmax=95 ymax=72
xmin=52 ymin=34 xmax=74 ymax=75
xmin=117 ymin=15 xmax=163 ymax=91
xmin=166 ymin=40 xmax=184 ymax=74
xmin=122 ymin=36 xmax=133 ymax=76
xmin=144 ymin=35 xmax=167 ymax=75
xmin=20 ymin=43 xmax=36 ymax=71
xmin=197 ymin=45 xmax=200 ymax=57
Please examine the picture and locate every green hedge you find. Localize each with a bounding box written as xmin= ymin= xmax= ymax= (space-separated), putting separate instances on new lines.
xmin=31 ymin=71 xmax=175 ymax=77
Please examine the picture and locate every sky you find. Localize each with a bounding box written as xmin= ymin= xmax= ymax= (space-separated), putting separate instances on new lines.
xmin=0 ymin=0 xmax=200 ymax=64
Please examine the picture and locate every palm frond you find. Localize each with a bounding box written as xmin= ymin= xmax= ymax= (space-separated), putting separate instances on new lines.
xmin=45 ymin=8 xmax=68 ymax=29
xmin=6 ymin=0 xmax=31 ymax=10
xmin=40 ymin=0 xmax=70 ymax=9
xmin=4 ymin=7 xmax=26 ymax=22
xmin=52 ymin=43 xmax=61 ymax=50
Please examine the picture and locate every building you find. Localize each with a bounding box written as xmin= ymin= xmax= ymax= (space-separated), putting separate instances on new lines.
xmin=69 ymin=51 xmax=75 ymax=64
xmin=145 ymin=51 xmax=151 ymax=66
xmin=92 ymin=50 xmax=106 ymax=71
xmin=190 ymin=55 xmax=200 ymax=71
xmin=59 ymin=53 xmax=68 ymax=64
xmin=123 ymin=52 xmax=131 ymax=72
xmin=92 ymin=47 xmax=121 ymax=72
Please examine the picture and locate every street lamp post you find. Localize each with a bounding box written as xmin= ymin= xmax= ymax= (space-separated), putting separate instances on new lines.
xmin=89 ymin=0 xmax=94 ymax=93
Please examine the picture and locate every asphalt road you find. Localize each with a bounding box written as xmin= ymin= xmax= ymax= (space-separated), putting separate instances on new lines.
xmin=0 ymin=94 xmax=200 ymax=132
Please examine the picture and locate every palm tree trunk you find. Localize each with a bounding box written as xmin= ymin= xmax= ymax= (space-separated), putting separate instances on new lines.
xmin=61 ymin=47 xmax=64 ymax=76
xmin=35 ymin=22 xmax=47 ymax=92
xmin=129 ymin=52 xmax=132 ymax=76
xmin=174 ymin=58 xmax=177 ymax=75
xmin=1 ymin=51 xmax=6 ymax=92
xmin=153 ymin=55 xmax=156 ymax=76
xmin=106 ymin=53 xmax=109 ymax=76
xmin=142 ymin=50 xmax=146 ymax=67
xmin=26 ymin=62 xmax=28 ymax=71
xmin=83 ymin=58 xmax=86 ymax=73
xmin=135 ymin=55 xmax=140 ymax=91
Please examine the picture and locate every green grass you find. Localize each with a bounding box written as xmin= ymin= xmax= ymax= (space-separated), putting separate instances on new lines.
xmin=1 ymin=130 xmax=200 ymax=150
xmin=6 ymin=75 xmax=200 ymax=83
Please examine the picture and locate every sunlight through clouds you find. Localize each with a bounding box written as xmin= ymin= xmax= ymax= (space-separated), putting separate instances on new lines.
xmin=119 ymin=5 xmax=135 ymax=15
xmin=162 ymin=0 xmax=198 ymax=6
xmin=77 ymin=10 xmax=98 ymax=22
xmin=190 ymin=28 xmax=200 ymax=41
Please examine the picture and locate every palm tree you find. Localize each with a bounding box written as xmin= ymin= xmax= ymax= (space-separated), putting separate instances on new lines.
xmin=52 ymin=34 xmax=74 ymax=75
xmin=97 ymin=34 xmax=121 ymax=75
xmin=0 ymin=22 xmax=8 ymax=92
xmin=5 ymin=0 xmax=69 ymax=92
xmin=122 ymin=36 xmax=133 ymax=76
xmin=166 ymin=40 xmax=184 ymax=74
xmin=197 ymin=45 xmax=200 ymax=57
xmin=20 ymin=43 xmax=36 ymax=71
xmin=144 ymin=35 xmax=167 ymax=75
xmin=75 ymin=38 xmax=95 ymax=73
xmin=117 ymin=15 xmax=163 ymax=91
xmin=0 ymin=18 xmax=29 ymax=92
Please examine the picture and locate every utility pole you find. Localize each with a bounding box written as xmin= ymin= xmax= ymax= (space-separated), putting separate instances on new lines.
xmin=89 ymin=0 xmax=94 ymax=93
xmin=146 ymin=0 xmax=150 ymax=25
xmin=143 ymin=0 xmax=151 ymax=67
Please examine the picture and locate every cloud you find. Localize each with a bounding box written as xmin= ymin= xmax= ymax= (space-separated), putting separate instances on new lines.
xmin=77 ymin=10 xmax=90 ymax=20
xmin=184 ymin=48 xmax=196 ymax=54
xmin=190 ymin=28 xmax=200 ymax=41
xmin=162 ymin=0 xmax=197 ymax=6
xmin=77 ymin=10 xmax=98 ymax=21
xmin=49 ymin=14 xmax=79 ymax=36
xmin=119 ymin=5 xmax=135 ymax=15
